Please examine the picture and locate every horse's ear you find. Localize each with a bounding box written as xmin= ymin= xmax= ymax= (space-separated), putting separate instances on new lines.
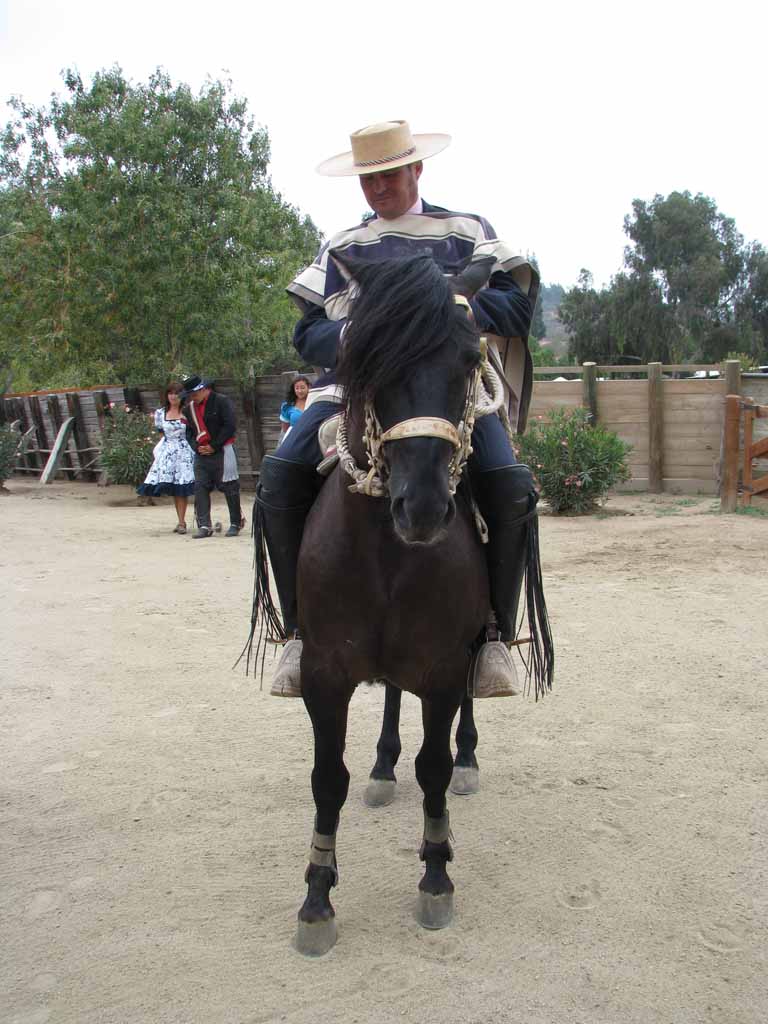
xmin=450 ymin=256 xmax=496 ymax=299
xmin=328 ymin=248 xmax=373 ymax=285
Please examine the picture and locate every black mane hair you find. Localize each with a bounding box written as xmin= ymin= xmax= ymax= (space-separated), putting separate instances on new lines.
xmin=335 ymin=254 xmax=479 ymax=405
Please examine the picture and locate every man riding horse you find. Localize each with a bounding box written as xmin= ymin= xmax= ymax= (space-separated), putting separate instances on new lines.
xmin=259 ymin=120 xmax=541 ymax=699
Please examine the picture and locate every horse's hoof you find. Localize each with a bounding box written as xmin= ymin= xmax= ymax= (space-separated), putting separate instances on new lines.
xmin=450 ymin=766 xmax=479 ymax=796
xmin=295 ymin=916 xmax=338 ymax=956
xmin=415 ymin=890 xmax=454 ymax=930
xmin=363 ymin=778 xmax=396 ymax=807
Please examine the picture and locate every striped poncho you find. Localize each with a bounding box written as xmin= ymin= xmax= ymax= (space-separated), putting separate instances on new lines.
xmin=287 ymin=202 xmax=539 ymax=432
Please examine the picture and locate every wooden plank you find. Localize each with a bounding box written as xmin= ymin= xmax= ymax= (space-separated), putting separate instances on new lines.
xmin=749 ymin=436 xmax=768 ymax=459
xmin=66 ymin=393 xmax=96 ymax=480
xmin=648 ymin=363 xmax=664 ymax=493
xmin=29 ymin=396 xmax=50 ymax=469
xmin=662 ymin=379 xmax=725 ymax=395
xmin=720 ymin=394 xmax=741 ymax=512
xmin=742 ymin=408 xmax=754 ymax=506
xmin=40 ymin=417 xmax=77 ymax=485
xmin=46 ymin=396 xmax=76 ymax=480
xmin=241 ymin=387 xmax=265 ymax=478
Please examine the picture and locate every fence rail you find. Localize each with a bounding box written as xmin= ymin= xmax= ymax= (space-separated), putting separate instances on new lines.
xmin=3 ymin=364 xmax=768 ymax=499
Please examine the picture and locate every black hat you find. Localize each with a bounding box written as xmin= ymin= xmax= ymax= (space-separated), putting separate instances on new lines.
xmin=180 ymin=375 xmax=213 ymax=397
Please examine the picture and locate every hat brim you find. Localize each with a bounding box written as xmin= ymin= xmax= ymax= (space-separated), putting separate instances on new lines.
xmin=316 ymin=133 xmax=451 ymax=177
xmin=180 ymin=379 xmax=212 ymax=397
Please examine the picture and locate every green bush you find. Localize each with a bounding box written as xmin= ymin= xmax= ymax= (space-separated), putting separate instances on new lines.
xmin=99 ymin=407 xmax=156 ymax=486
xmin=0 ymin=426 xmax=19 ymax=485
xmin=517 ymin=407 xmax=632 ymax=514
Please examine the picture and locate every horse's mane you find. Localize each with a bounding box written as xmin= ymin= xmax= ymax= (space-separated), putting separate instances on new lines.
xmin=335 ymin=255 xmax=479 ymax=404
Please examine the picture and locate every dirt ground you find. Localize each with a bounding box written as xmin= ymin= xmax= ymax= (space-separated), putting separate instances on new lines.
xmin=2 ymin=480 xmax=766 ymax=1024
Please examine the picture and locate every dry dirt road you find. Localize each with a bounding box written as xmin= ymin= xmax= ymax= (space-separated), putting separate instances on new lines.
xmin=2 ymin=481 xmax=766 ymax=1024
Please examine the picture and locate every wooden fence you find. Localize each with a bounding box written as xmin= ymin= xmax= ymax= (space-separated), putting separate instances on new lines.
xmin=0 ymin=375 xmax=296 ymax=489
xmin=3 ymin=364 xmax=768 ymax=498
xmin=530 ymin=361 xmax=768 ymax=496
xmin=720 ymin=395 xmax=768 ymax=510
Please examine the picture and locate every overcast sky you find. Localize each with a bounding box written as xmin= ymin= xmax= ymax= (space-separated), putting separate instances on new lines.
xmin=1 ymin=0 xmax=765 ymax=288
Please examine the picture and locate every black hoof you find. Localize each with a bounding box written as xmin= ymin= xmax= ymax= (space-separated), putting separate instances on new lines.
xmin=415 ymin=890 xmax=454 ymax=930
xmin=295 ymin=916 xmax=338 ymax=956
xmin=363 ymin=778 xmax=396 ymax=807
xmin=450 ymin=765 xmax=479 ymax=796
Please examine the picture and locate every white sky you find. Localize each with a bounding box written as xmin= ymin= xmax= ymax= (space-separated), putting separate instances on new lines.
xmin=1 ymin=0 xmax=765 ymax=288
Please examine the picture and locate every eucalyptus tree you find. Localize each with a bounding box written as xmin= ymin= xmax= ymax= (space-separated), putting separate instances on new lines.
xmin=0 ymin=67 xmax=321 ymax=390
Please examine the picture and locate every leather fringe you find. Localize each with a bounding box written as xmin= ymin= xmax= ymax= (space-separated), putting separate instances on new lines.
xmin=237 ymin=493 xmax=287 ymax=680
xmin=522 ymin=513 xmax=555 ymax=699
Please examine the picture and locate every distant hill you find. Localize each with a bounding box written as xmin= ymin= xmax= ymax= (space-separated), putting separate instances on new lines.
xmin=539 ymin=283 xmax=568 ymax=357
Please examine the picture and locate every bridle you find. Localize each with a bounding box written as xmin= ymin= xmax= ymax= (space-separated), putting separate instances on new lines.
xmin=336 ymin=330 xmax=507 ymax=499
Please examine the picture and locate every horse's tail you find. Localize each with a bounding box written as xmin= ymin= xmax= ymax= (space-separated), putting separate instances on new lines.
xmin=523 ymin=510 xmax=555 ymax=700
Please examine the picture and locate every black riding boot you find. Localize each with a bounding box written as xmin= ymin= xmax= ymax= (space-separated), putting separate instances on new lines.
xmin=255 ymin=456 xmax=321 ymax=697
xmin=471 ymin=465 xmax=554 ymax=698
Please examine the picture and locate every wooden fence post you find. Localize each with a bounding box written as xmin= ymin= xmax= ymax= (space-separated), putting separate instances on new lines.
xmin=582 ymin=362 xmax=598 ymax=424
xmin=647 ymin=362 xmax=664 ymax=493
xmin=720 ymin=394 xmax=741 ymax=512
xmin=724 ymin=359 xmax=741 ymax=397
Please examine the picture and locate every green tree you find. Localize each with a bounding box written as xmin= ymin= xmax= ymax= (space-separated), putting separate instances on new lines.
xmin=0 ymin=67 xmax=322 ymax=390
xmin=560 ymin=192 xmax=768 ymax=366
xmin=624 ymin=191 xmax=745 ymax=360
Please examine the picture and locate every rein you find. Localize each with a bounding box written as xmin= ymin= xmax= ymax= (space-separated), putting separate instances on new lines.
xmin=336 ymin=332 xmax=509 ymax=500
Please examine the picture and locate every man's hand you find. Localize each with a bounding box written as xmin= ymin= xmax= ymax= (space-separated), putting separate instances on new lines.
xmin=198 ymin=443 xmax=214 ymax=455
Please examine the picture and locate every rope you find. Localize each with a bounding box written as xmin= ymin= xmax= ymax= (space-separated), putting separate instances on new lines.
xmin=336 ymin=340 xmax=506 ymax=500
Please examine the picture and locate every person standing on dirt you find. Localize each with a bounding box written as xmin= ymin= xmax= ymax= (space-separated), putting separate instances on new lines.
xmin=181 ymin=375 xmax=245 ymax=539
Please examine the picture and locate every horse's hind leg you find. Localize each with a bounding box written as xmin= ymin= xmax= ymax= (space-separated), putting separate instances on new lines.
xmin=364 ymin=682 xmax=402 ymax=807
xmin=296 ymin=679 xmax=353 ymax=956
xmin=414 ymin=692 xmax=462 ymax=929
xmin=451 ymin=695 xmax=480 ymax=796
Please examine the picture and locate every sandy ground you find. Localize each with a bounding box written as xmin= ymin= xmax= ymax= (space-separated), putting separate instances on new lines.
xmin=2 ymin=479 xmax=767 ymax=1024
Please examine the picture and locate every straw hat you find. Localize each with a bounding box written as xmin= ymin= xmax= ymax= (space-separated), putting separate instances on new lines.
xmin=316 ymin=120 xmax=451 ymax=177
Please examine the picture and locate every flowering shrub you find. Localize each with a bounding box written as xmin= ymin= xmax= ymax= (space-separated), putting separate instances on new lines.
xmin=517 ymin=407 xmax=632 ymax=514
xmin=99 ymin=406 xmax=156 ymax=486
xmin=0 ymin=425 xmax=19 ymax=486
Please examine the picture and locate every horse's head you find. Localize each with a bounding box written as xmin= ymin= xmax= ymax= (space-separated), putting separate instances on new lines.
xmin=335 ymin=253 xmax=492 ymax=546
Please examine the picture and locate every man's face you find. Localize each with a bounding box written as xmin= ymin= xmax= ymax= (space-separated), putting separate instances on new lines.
xmin=359 ymin=162 xmax=422 ymax=220
xmin=191 ymin=387 xmax=210 ymax=404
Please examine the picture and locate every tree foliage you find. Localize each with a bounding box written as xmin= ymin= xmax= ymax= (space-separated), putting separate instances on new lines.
xmin=0 ymin=68 xmax=322 ymax=391
xmin=517 ymin=407 xmax=631 ymax=514
xmin=558 ymin=191 xmax=768 ymax=367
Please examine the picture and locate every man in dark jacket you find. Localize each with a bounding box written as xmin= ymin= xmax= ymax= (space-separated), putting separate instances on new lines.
xmin=181 ymin=376 xmax=245 ymax=539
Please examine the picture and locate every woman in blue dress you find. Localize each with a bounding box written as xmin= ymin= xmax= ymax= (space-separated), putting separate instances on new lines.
xmin=137 ymin=382 xmax=196 ymax=533
xmin=279 ymin=376 xmax=311 ymax=439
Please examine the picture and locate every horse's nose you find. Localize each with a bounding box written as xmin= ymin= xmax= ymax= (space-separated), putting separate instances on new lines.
xmin=391 ymin=492 xmax=455 ymax=545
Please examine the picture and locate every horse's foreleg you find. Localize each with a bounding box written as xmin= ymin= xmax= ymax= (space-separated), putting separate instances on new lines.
xmin=450 ymin=694 xmax=480 ymax=795
xmin=414 ymin=692 xmax=462 ymax=929
xmin=364 ymin=682 xmax=402 ymax=807
xmin=296 ymin=678 xmax=353 ymax=956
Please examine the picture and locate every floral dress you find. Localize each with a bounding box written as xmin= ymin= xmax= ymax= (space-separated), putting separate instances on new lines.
xmin=136 ymin=409 xmax=195 ymax=496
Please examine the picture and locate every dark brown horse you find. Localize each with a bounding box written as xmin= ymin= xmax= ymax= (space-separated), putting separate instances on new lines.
xmin=250 ymin=254 xmax=551 ymax=955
